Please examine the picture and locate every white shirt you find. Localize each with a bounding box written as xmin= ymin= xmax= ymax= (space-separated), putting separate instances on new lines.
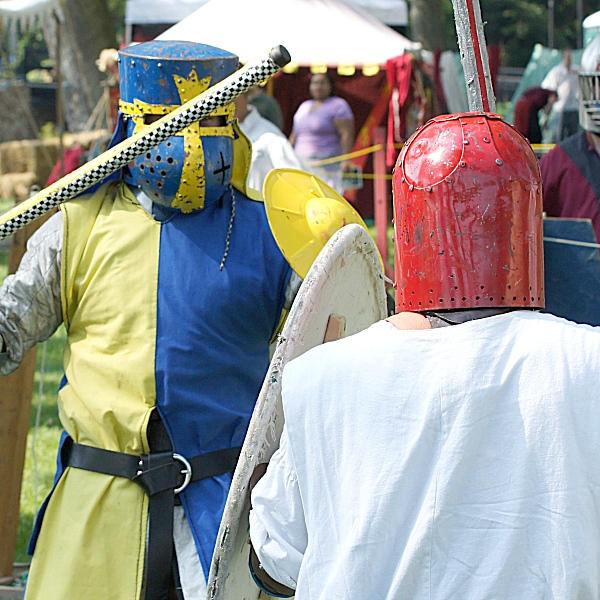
xmin=238 ymin=105 xmax=304 ymax=192
xmin=250 ymin=312 xmax=600 ymax=600
xmin=541 ymin=61 xmax=579 ymax=112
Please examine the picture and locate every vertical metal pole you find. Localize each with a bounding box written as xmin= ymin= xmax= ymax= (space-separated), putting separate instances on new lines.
xmin=125 ymin=23 xmax=133 ymax=46
xmin=450 ymin=0 xmax=496 ymax=112
xmin=576 ymin=0 xmax=583 ymax=48
xmin=548 ymin=0 xmax=555 ymax=48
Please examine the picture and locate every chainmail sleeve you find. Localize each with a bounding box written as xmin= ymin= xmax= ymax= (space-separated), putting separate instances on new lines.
xmin=0 ymin=211 xmax=63 ymax=374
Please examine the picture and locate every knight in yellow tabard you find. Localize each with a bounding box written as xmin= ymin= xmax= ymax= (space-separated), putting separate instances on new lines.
xmin=0 ymin=41 xmax=366 ymax=600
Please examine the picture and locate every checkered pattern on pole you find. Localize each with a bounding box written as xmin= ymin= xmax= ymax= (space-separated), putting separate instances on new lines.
xmin=0 ymin=54 xmax=282 ymax=241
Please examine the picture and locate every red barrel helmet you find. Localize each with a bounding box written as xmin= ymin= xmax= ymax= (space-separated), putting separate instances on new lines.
xmin=393 ymin=112 xmax=544 ymax=313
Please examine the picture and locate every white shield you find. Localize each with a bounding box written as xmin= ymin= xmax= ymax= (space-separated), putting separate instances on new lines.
xmin=207 ymin=224 xmax=387 ymax=599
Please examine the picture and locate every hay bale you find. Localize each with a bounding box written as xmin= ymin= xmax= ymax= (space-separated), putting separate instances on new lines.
xmin=0 ymin=172 xmax=38 ymax=201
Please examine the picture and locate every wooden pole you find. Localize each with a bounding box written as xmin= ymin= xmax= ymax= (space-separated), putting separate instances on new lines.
xmin=0 ymin=206 xmax=55 ymax=576
xmin=373 ymin=127 xmax=393 ymax=280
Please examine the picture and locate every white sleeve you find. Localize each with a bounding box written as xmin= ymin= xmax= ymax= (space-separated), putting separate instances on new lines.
xmin=264 ymin=134 xmax=305 ymax=171
xmin=541 ymin=66 xmax=558 ymax=91
xmin=0 ymin=211 xmax=63 ymax=374
xmin=249 ymin=426 xmax=308 ymax=590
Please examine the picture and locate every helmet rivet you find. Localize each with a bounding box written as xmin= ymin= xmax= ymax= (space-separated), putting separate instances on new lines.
xmin=158 ymin=62 xmax=162 ymax=68
xmin=409 ymin=184 xmax=414 ymax=191
xmin=483 ymin=137 xmax=490 ymax=143
xmin=496 ymin=159 xmax=503 ymax=165
xmin=464 ymin=139 xmax=469 ymax=145
xmin=460 ymin=161 xmax=466 ymax=167
xmin=427 ymin=186 xmax=432 ymax=192
xmin=401 ymin=176 xmax=405 ymax=183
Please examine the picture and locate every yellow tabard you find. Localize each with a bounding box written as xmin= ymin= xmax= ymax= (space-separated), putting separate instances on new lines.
xmin=25 ymin=182 xmax=161 ymax=600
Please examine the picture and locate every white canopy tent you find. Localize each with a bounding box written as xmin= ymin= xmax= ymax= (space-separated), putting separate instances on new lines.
xmin=351 ymin=0 xmax=407 ymax=26
xmin=0 ymin=0 xmax=60 ymax=29
xmin=124 ymin=0 xmax=210 ymax=44
xmin=125 ymin=0 xmax=208 ymax=24
xmin=157 ymin=0 xmax=419 ymax=72
xmin=583 ymin=10 xmax=600 ymax=47
xmin=124 ymin=0 xmax=408 ymax=33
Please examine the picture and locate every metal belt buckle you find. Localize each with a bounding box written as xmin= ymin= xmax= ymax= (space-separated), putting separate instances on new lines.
xmin=173 ymin=453 xmax=192 ymax=494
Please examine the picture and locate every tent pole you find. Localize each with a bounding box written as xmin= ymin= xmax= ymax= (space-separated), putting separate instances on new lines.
xmin=373 ymin=126 xmax=393 ymax=280
xmin=576 ymin=0 xmax=583 ymax=48
xmin=55 ymin=11 xmax=65 ymax=177
xmin=548 ymin=0 xmax=555 ymax=48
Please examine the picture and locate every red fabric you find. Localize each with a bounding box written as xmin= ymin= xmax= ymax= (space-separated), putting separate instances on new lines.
xmin=513 ymin=87 xmax=555 ymax=140
xmin=385 ymin=54 xmax=413 ymax=167
xmin=109 ymin=86 xmax=120 ymax=129
xmin=513 ymin=96 xmax=535 ymax=137
xmin=540 ymin=131 xmax=600 ymax=242
xmin=45 ymin=144 xmax=83 ymax=186
xmin=432 ymin=49 xmax=448 ymax=115
xmin=344 ymin=83 xmax=390 ymax=203
xmin=487 ymin=43 xmax=501 ymax=97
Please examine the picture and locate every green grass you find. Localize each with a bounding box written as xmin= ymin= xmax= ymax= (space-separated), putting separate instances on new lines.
xmin=0 ymin=251 xmax=7 ymax=280
xmin=0 ymin=249 xmax=64 ymax=563
xmin=0 ymin=198 xmax=14 ymax=218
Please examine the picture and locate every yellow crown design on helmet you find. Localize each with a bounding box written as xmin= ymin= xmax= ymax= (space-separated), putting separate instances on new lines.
xmin=119 ymin=68 xmax=236 ymax=212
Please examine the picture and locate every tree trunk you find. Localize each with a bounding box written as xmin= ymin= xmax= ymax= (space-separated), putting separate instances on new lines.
xmin=410 ymin=0 xmax=446 ymax=51
xmin=43 ymin=0 xmax=116 ymax=132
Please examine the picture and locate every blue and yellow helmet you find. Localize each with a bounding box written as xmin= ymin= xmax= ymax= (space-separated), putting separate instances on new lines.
xmin=118 ymin=41 xmax=239 ymax=211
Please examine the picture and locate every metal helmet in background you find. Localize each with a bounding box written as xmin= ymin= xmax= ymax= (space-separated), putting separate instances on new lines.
xmin=579 ymin=32 xmax=600 ymax=134
xmin=118 ymin=41 xmax=239 ymax=212
xmin=392 ymin=112 xmax=544 ymax=313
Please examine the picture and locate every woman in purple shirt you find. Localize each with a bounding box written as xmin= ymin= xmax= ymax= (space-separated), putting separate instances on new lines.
xmin=290 ymin=73 xmax=355 ymax=193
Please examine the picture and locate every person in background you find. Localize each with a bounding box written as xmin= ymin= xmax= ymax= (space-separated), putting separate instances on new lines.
xmin=290 ymin=72 xmax=355 ymax=194
xmin=234 ymin=91 xmax=304 ymax=192
xmin=541 ymin=48 xmax=580 ymax=142
xmin=246 ymin=85 xmax=284 ymax=130
xmin=513 ymin=86 xmax=556 ymax=143
xmin=248 ymin=111 xmax=600 ymax=600
xmin=540 ymin=33 xmax=600 ymax=242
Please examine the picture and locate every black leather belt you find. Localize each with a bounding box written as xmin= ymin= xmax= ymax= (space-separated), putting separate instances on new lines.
xmin=62 ymin=433 xmax=241 ymax=600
